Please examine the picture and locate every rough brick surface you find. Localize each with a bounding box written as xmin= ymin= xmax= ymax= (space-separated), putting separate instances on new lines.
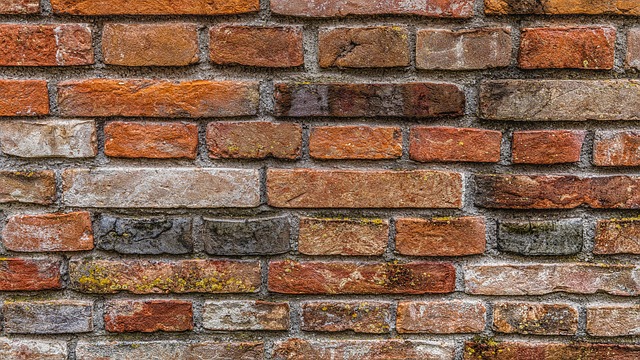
xmin=76 ymin=341 xmax=264 ymax=359
xmin=628 ymin=28 xmax=640 ymax=69
xmin=410 ymin=127 xmax=502 ymax=163
xmin=3 ymin=212 xmax=94 ymax=252
xmin=52 ymin=0 xmax=260 ymax=15
xmin=593 ymin=131 xmax=640 ymax=166
xmin=497 ymin=219 xmax=583 ymax=255
xmin=210 ymin=26 xmax=303 ymax=67
xmin=319 ymin=26 xmax=409 ymax=68
xmin=0 ymin=24 xmax=93 ymax=66
xmin=0 ymin=171 xmax=56 ymax=205
xmin=3 ymin=300 xmax=93 ymax=334
xmin=203 ymin=301 xmax=290 ymax=331
xmin=519 ymin=27 xmax=616 ymax=69
xmin=587 ymin=305 xmax=640 ymax=337
xmin=309 ymin=126 xmax=402 ymax=160
xmin=595 ymin=218 xmax=640 ymax=254
xmin=301 ymin=301 xmax=391 ymax=333
xmin=95 ymin=216 xmax=194 ymax=254
xmin=0 ymin=258 xmax=62 ymax=291
xmin=0 ymin=120 xmax=97 ymax=158
xmin=267 ymin=169 xmax=463 ymax=208
xmin=207 ymin=121 xmax=302 ymax=159
xmin=485 ymin=0 xmax=640 ymax=15
xmin=0 ymin=0 xmax=39 ymax=13
xmin=512 ymin=130 xmax=585 ymax=164
xmin=200 ymin=216 xmax=291 ymax=255
xmin=104 ymin=300 xmax=193 ymax=333
xmin=298 ymin=217 xmax=389 ymax=256
xmin=465 ymin=342 xmax=640 ymax=360
xmin=0 ymin=80 xmax=49 ymax=116
xmin=104 ymin=121 xmax=198 ymax=159
xmin=416 ymin=28 xmax=512 ymax=70
xmin=395 ymin=217 xmax=486 ymax=256
xmin=397 ymin=300 xmax=486 ymax=334
xmin=271 ymin=0 xmax=474 ymax=17
xmin=103 ymin=23 xmax=198 ymax=66
xmin=0 ymin=339 xmax=66 ymax=359
xmin=493 ymin=302 xmax=578 ymax=335
xmin=58 ymin=79 xmax=259 ymax=117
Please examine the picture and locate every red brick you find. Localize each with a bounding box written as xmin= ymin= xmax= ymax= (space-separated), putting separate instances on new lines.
xmin=593 ymin=131 xmax=640 ymax=166
xmin=207 ymin=122 xmax=302 ymax=160
xmin=301 ymin=301 xmax=391 ymax=334
xmin=485 ymin=0 xmax=640 ymax=15
xmin=594 ymin=218 xmax=640 ymax=254
xmin=51 ymin=0 xmax=259 ymax=15
xmin=274 ymin=339 xmax=455 ymax=360
xmin=57 ymin=79 xmax=258 ymax=118
xmin=298 ymin=217 xmax=389 ymax=256
xmin=76 ymin=341 xmax=264 ymax=359
xmin=69 ymin=259 xmax=261 ymax=294
xmin=416 ymin=28 xmax=512 ymax=70
xmin=519 ymin=27 xmax=615 ymax=69
xmin=587 ymin=305 xmax=640 ymax=337
xmin=3 ymin=212 xmax=93 ymax=252
xmin=465 ymin=264 xmax=640 ymax=296
xmin=0 ymin=24 xmax=93 ymax=66
xmin=103 ymin=24 xmax=198 ymax=66
xmin=210 ymin=26 xmax=303 ymax=67
xmin=274 ymin=83 xmax=465 ymax=118
xmin=512 ymin=130 xmax=585 ymax=164
xmin=319 ymin=26 xmax=409 ymax=68
xmin=493 ymin=302 xmax=578 ymax=335
xmin=0 ymin=258 xmax=62 ymax=291
xmin=271 ymin=0 xmax=474 ymax=18
xmin=0 ymin=80 xmax=49 ymax=116
xmin=397 ymin=300 xmax=486 ymax=334
xmin=627 ymin=28 xmax=640 ymax=69
xmin=0 ymin=339 xmax=65 ymax=359
xmin=0 ymin=170 xmax=56 ymax=205
xmin=410 ymin=127 xmax=502 ymax=163
xmin=395 ymin=217 xmax=486 ymax=256
xmin=105 ymin=300 xmax=193 ymax=333
xmin=309 ymin=126 xmax=402 ymax=160
xmin=267 ymin=169 xmax=463 ymax=208
xmin=465 ymin=341 xmax=640 ymax=360
xmin=268 ymin=260 xmax=455 ymax=295
xmin=476 ymin=175 xmax=640 ymax=209
xmin=105 ymin=122 xmax=198 ymax=159
xmin=0 ymin=0 xmax=39 ymax=13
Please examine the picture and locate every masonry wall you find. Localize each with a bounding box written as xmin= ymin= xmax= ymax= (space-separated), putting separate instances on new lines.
xmin=1 ymin=0 xmax=640 ymax=359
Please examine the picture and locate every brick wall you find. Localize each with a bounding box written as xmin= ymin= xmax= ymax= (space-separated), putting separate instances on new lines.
xmin=1 ymin=0 xmax=640 ymax=359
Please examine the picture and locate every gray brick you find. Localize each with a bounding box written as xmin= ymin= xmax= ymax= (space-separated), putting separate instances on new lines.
xmin=3 ymin=300 xmax=93 ymax=334
xmin=498 ymin=219 xmax=583 ymax=255
xmin=201 ymin=216 xmax=291 ymax=255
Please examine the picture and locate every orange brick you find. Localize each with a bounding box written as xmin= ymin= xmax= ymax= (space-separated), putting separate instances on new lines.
xmin=512 ymin=130 xmax=585 ymax=164
xmin=3 ymin=212 xmax=94 ymax=252
xmin=105 ymin=122 xmax=198 ymax=159
xmin=207 ymin=122 xmax=302 ymax=160
xmin=0 ymin=80 xmax=49 ymax=116
xmin=410 ymin=127 xmax=502 ymax=163
xmin=51 ymin=0 xmax=259 ymax=15
xmin=309 ymin=126 xmax=402 ymax=160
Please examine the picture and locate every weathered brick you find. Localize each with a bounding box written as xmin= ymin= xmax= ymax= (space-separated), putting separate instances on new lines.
xmin=465 ymin=264 xmax=640 ymax=296
xmin=267 ymin=169 xmax=463 ymax=208
xmin=497 ymin=219 xmax=583 ymax=255
xmin=52 ymin=0 xmax=259 ymax=15
xmin=395 ymin=217 xmax=486 ymax=256
xmin=207 ymin=122 xmax=302 ymax=160
xmin=0 ymin=24 xmax=92 ymax=66
xmin=319 ymin=26 xmax=409 ymax=68
xmin=309 ymin=126 xmax=402 ymax=160
xmin=104 ymin=300 xmax=193 ymax=333
xmin=301 ymin=301 xmax=391 ymax=334
xmin=493 ymin=302 xmax=578 ymax=335
xmin=103 ymin=23 xmax=198 ymax=66
xmin=595 ymin=218 xmax=640 ymax=254
xmin=210 ymin=26 xmax=303 ymax=67
xmin=0 ymin=120 xmax=96 ymax=158
xmin=0 ymin=258 xmax=62 ymax=291
xmin=203 ymin=301 xmax=290 ymax=331
xmin=271 ymin=0 xmax=473 ymax=18
xmin=3 ymin=212 xmax=94 ymax=252
xmin=62 ymin=168 xmax=260 ymax=208
xmin=274 ymin=83 xmax=465 ymax=118
xmin=476 ymin=175 xmax=640 ymax=209
xmin=200 ymin=216 xmax=291 ymax=255
xmin=96 ymin=216 xmax=194 ymax=255
xmin=480 ymin=80 xmax=640 ymax=121
xmin=3 ymin=300 xmax=93 ymax=334
xmin=104 ymin=121 xmax=198 ymax=159
xmin=465 ymin=341 xmax=640 ymax=360
xmin=519 ymin=27 xmax=615 ymax=69
xmin=410 ymin=127 xmax=502 ymax=163
xmin=485 ymin=0 xmax=640 ymax=15
xmin=274 ymin=339 xmax=455 ymax=360
xmin=587 ymin=305 xmax=640 ymax=337
xmin=416 ymin=28 xmax=511 ymax=70
xmin=397 ymin=300 xmax=486 ymax=334
xmin=0 ymin=0 xmax=39 ymax=13
xmin=269 ymin=260 xmax=455 ymax=295
xmin=0 ymin=338 xmax=66 ymax=360
xmin=58 ymin=79 xmax=259 ymax=117
xmin=69 ymin=259 xmax=260 ymax=294
xmin=627 ymin=28 xmax=640 ymax=69
xmin=0 ymin=80 xmax=49 ymax=116
xmin=298 ymin=217 xmax=389 ymax=256
xmin=76 ymin=341 xmax=264 ymax=360
xmin=593 ymin=131 xmax=640 ymax=166
xmin=512 ymin=130 xmax=585 ymax=164
xmin=0 ymin=171 xmax=56 ymax=205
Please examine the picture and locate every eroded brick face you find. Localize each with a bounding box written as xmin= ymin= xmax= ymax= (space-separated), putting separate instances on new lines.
xmin=5 ymin=0 xmax=640 ymax=354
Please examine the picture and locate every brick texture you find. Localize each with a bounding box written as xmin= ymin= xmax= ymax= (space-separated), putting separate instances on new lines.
xmin=3 ymin=212 xmax=93 ymax=252
xmin=104 ymin=121 xmax=198 ymax=159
